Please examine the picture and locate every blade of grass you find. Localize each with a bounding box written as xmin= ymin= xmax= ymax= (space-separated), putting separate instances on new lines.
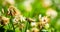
xmin=10 ymin=16 xmax=15 ymax=32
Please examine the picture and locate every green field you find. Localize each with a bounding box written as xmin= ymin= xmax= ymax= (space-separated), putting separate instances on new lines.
xmin=0 ymin=0 xmax=60 ymax=32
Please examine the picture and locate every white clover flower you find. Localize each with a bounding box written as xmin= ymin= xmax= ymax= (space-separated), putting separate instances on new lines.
xmin=13 ymin=15 xmax=26 ymax=23
xmin=2 ymin=16 xmax=9 ymax=25
xmin=26 ymin=30 xmax=30 ymax=32
xmin=31 ymin=22 xmax=36 ymax=27
xmin=20 ymin=16 xmax=26 ymax=22
xmin=42 ymin=0 xmax=52 ymax=8
xmin=13 ymin=18 xmax=19 ymax=24
xmin=31 ymin=28 xmax=39 ymax=32
xmin=13 ymin=15 xmax=20 ymax=24
xmin=40 ymin=16 xmax=49 ymax=24
xmin=46 ymin=8 xmax=58 ymax=19
xmin=5 ymin=0 xmax=15 ymax=5
xmin=23 ymin=0 xmax=32 ymax=12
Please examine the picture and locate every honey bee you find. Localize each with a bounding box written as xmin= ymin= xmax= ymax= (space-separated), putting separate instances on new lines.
xmin=25 ymin=18 xmax=35 ymax=23
xmin=7 ymin=6 xmax=21 ymax=16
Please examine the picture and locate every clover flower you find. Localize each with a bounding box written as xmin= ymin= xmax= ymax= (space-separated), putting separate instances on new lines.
xmin=31 ymin=27 xmax=39 ymax=32
xmin=42 ymin=0 xmax=52 ymax=8
xmin=31 ymin=22 xmax=37 ymax=27
xmin=46 ymin=8 xmax=58 ymax=19
xmin=1 ymin=16 xmax=9 ymax=25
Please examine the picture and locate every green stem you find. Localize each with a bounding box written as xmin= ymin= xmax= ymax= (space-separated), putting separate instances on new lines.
xmin=24 ymin=21 xmax=30 ymax=32
xmin=10 ymin=16 xmax=15 ymax=32
xmin=25 ymin=21 xmax=28 ymax=32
